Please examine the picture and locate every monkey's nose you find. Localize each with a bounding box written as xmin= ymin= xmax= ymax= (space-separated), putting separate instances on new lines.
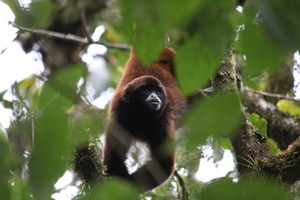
xmin=147 ymin=92 xmax=161 ymax=104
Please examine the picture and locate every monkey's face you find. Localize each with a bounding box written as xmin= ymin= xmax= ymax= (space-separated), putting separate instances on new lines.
xmin=139 ymin=84 xmax=165 ymax=112
xmin=122 ymin=76 xmax=167 ymax=118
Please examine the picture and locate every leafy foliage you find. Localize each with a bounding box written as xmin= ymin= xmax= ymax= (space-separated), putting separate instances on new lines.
xmin=5 ymin=0 xmax=54 ymax=27
xmin=176 ymin=1 xmax=236 ymax=95
xmin=237 ymin=20 xmax=287 ymax=85
xmin=119 ymin=0 xmax=204 ymax=65
xmin=277 ymin=100 xmax=300 ymax=116
xmin=79 ymin=179 xmax=140 ymax=200
xmin=252 ymin=0 xmax=300 ymax=50
xmin=185 ymin=94 xmax=241 ymax=149
xmin=200 ymin=177 xmax=289 ymax=200
xmin=248 ymin=113 xmax=267 ymax=137
xmin=247 ymin=113 xmax=279 ymax=154
xmin=1 ymin=0 xmax=299 ymax=199
xmin=0 ymin=133 xmax=13 ymax=199
xmin=29 ymin=67 xmax=85 ymax=199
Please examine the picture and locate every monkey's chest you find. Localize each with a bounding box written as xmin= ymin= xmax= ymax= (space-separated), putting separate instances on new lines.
xmin=121 ymin=118 xmax=168 ymax=142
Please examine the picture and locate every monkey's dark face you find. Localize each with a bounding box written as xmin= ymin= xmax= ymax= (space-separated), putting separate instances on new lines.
xmin=121 ymin=76 xmax=167 ymax=118
xmin=138 ymin=84 xmax=165 ymax=112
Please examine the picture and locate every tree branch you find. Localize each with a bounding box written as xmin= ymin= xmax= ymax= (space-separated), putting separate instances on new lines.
xmin=232 ymin=122 xmax=300 ymax=184
xmin=174 ymin=170 xmax=188 ymax=200
xmin=213 ymin=49 xmax=300 ymax=185
xmin=9 ymin=21 xmax=131 ymax=51
xmin=78 ymin=0 xmax=93 ymax=43
xmin=242 ymin=86 xmax=300 ymax=150
xmin=243 ymin=86 xmax=300 ymax=103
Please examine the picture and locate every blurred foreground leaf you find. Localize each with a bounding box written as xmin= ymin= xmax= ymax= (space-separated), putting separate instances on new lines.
xmin=252 ymin=0 xmax=300 ymax=51
xmin=176 ymin=1 xmax=236 ymax=95
xmin=200 ymin=177 xmax=289 ymax=200
xmin=7 ymin=0 xmax=54 ymax=28
xmin=29 ymin=66 xmax=85 ymax=199
xmin=237 ymin=10 xmax=288 ymax=86
xmin=0 ymin=132 xmax=13 ymax=200
xmin=119 ymin=0 xmax=203 ymax=64
xmin=80 ymin=179 xmax=140 ymax=200
xmin=185 ymin=94 xmax=241 ymax=149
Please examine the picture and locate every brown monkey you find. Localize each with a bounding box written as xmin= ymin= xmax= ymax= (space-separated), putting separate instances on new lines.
xmin=102 ymin=48 xmax=186 ymax=191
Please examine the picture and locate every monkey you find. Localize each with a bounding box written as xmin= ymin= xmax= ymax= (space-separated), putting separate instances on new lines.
xmin=102 ymin=48 xmax=186 ymax=191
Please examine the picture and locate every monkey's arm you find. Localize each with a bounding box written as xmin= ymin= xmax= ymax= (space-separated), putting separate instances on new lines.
xmin=129 ymin=139 xmax=175 ymax=191
xmin=102 ymin=122 xmax=133 ymax=177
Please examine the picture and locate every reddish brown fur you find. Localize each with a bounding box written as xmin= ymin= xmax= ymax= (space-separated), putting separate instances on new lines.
xmin=103 ymin=48 xmax=186 ymax=191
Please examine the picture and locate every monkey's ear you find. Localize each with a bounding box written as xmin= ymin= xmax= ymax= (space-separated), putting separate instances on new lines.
xmin=121 ymin=84 xmax=133 ymax=103
xmin=158 ymin=48 xmax=176 ymax=76
xmin=158 ymin=48 xmax=175 ymax=64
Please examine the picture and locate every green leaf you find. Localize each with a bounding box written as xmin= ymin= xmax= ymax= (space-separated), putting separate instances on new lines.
xmin=247 ymin=113 xmax=279 ymax=154
xmin=11 ymin=174 xmax=32 ymax=200
xmin=80 ymin=179 xmax=140 ymax=200
xmin=0 ymin=130 xmax=9 ymax=161
xmin=200 ymin=177 xmax=289 ymax=200
xmin=131 ymin=26 xmax=166 ymax=66
xmin=69 ymin=106 xmax=106 ymax=147
xmin=3 ymin=0 xmax=22 ymax=16
xmin=185 ymin=94 xmax=241 ymax=149
xmin=0 ymin=91 xmax=5 ymax=101
xmin=0 ymin=123 xmax=7 ymax=136
xmin=252 ymin=0 xmax=300 ymax=51
xmin=248 ymin=113 xmax=267 ymax=137
xmin=237 ymin=19 xmax=287 ymax=85
xmin=51 ymin=65 xmax=86 ymax=103
xmin=29 ymin=87 xmax=71 ymax=199
xmin=217 ymin=137 xmax=233 ymax=151
xmin=119 ymin=0 xmax=165 ymax=64
xmin=13 ymin=0 xmax=54 ymax=28
xmin=176 ymin=35 xmax=220 ymax=95
xmin=0 ymin=130 xmax=13 ymax=200
xmin=29 ymin=66 xmax=85 ymax=199
xmin=0 ymin=90 xmax=12 ymax=109
xmin=277 ymin=99 xmax=300 ymax=116
xmin=119 ymin=0 xmax=204 ymax=64
xmin=266 ymin=138 xmax=280 ymax=154
xmin=30 ymin=0 xmax=54 ymax=27
xmin=176 ymin=1 xmax=236 ymax=95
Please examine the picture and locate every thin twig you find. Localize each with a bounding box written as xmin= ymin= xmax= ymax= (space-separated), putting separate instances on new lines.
xmin=1 ymin=44 xmax=10 ymax=54
xmin=77 ymin=0 xmax=93 ymax=43
xmin=174 ymin=170 xmax=188 ymax=200
xmin=242 ymin=86 xmax=300 ymax=103
xmin=9 ymin=21 xmax=131 ymax=51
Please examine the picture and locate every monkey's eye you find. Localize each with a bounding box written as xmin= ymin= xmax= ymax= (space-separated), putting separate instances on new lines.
xmin=142 ymin=87 xmax=151 ymax=95
xmin=158 ymin=60 xmax=168 ymax=65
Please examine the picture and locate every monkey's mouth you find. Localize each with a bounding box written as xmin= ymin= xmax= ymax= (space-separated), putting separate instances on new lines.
xmin=148 ymin=100 xmax=161 ymax=110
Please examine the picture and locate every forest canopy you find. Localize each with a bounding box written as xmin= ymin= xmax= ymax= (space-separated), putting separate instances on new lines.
xmin=1 ymin=0 xmax=300 ymax=199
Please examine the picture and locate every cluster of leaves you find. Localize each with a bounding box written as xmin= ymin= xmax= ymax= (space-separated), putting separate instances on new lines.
xmin=2 ymin=0 xmax=300 ymax=199
xmin=0 ymin=67 xmax=106 ymax=199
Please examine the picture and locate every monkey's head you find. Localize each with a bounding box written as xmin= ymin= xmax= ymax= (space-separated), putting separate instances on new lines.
xmin=121 ymin=76 xmax=167 ymax=118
